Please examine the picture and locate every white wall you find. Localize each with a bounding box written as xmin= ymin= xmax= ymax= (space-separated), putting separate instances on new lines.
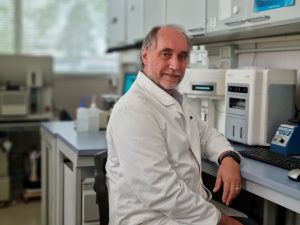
xmin=53 ymin=75 xmax=117 ymax=119
xmin=239 ymin=51 xmax=300 ymax=102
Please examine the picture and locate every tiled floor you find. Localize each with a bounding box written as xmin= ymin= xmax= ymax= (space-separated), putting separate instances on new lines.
xmin=0 ymin=200 xmax=40 ymax=225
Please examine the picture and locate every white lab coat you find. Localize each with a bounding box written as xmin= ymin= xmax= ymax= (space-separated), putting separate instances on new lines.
xmin=106 ymin=71 xmax=234 ymax=225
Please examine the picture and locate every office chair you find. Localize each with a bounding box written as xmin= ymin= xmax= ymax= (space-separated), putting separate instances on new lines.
xmin=94 ymin=151 xmax=109 ymax=225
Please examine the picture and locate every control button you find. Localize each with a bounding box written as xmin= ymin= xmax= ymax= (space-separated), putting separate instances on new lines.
xmin=279 ymin=138 xmax=285 ymax=144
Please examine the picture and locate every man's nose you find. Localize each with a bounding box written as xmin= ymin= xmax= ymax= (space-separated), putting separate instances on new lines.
xmin=169 ymin=56 xmax=180 ymax=70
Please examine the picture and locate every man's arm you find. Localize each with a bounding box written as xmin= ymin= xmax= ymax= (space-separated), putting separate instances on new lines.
xmin=214 ymin=157 xmax=242 ymax=205
xmin=197 ymin=119 xmax=242 ymax=205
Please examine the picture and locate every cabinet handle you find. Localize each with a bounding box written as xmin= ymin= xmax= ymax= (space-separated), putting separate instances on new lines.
xmin=111 ymin=17 xmax=118 ymax=24
xmin=188 ymin=27 xmax=205 ymax=33
xmin=246 ymin=15 xmax=271 ymax=23
xmin=224 ymin=20 xmax=246 ymax=26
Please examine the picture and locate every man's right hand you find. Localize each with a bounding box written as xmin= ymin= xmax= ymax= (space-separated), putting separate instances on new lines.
xmin=218 ymin=212 xmax=243 ymax=225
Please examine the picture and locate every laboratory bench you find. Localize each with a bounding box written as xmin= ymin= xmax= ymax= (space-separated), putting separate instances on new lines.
xmin=41 ymin=121 xmax=300 ymax=225
xmin=202 ymin=144 xmax=300 ymax=225
xmin=40 ymin=121 xmax=107 ymax=225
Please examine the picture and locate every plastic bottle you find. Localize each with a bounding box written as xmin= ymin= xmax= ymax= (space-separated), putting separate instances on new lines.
xmin=88 ymin=95 xmax=100 ymax=131
xmin=198 ymin=45 xmax=209 ymax=69
xmin=189 ymin=45 xmax=209 ymax=69
xmin=189 ymin=45 xmax=199 ymax=68
xmin=76 ymin=99 xmax=89 ymax=132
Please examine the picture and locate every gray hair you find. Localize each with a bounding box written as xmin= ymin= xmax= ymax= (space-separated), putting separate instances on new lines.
xmin=141 ymin=24 xmax=192 ymax=69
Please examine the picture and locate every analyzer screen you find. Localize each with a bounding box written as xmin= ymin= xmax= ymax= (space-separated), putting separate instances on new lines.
xmin=253 ymin=0 xmax=295 ymax=12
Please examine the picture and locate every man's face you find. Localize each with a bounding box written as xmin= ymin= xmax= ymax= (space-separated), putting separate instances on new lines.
xmin=141 ymin=28 xmax=189 ymax=93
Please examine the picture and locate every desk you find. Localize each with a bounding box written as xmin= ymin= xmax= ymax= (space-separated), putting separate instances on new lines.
xmin=41 ymin=121 xmax=107 ymax=225
xmin=202 ymin=146 xmax=300 ymax=225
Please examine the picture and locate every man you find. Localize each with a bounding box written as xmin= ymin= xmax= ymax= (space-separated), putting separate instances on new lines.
xmin=106 ymin=25 xmax=255 ymax=225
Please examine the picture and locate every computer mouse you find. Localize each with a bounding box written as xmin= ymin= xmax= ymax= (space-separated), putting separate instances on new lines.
xmin=288 ymin=169 xmax=300 ymax=181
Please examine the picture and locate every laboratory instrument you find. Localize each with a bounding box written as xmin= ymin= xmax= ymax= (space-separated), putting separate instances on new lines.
xmin=179 ymin=69 xmax=226 ymax=134
xmin=0 ymin=55 xmax=53 ymax=121
xmin=225 ymin=68 xmax=296 ymax=146
xmin=270 ymin=124 xmax=300 ymax=155
xmin=100 ymin=94 xmax=120 ymax=130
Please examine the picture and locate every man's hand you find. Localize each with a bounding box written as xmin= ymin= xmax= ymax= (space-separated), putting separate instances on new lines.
xmin=218 ymin=212 xmax=242 ymax=225
xmin=213 ymin=157 xmax=241 ymax=205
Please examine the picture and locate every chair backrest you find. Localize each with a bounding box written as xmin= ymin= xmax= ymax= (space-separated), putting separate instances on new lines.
xmin=94 ymin=151 xmax=109 ymax=225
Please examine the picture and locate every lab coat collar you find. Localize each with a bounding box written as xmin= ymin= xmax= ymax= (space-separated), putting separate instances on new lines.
xmin=136 ymin=71 xmax=183 ymax=106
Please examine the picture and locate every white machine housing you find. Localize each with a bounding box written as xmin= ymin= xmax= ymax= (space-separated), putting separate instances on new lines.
xmin=179 ymin=69 xmax=226 ymax=134
xmin=0 ymin=55 xmax=53 ymax=120
xmin=225 ymin=69 xmax=296 ymax=146
xmin=0 ymin=90 xmax=28 ymax=116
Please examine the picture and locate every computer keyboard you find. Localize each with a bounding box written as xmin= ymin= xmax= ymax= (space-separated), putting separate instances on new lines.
xmin=239 ymin=147 xmax=300 ymax=170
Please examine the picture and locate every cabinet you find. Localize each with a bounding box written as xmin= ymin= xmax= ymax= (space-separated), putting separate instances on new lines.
xmin=127 ymin=0 xmax=167 ymax=44
xmin=127 ymin=0 xmax=144 ymax=44
xmin=107 ymin=0 xmax=300 ymax=49
xmin=166 ymin=0 xmax=206 ymax=36
xmin=63 ymin=161 xmax=75 ymax=225
xmin=206 ymin=0 xmax=248 ymax=34
xmin=207 ymin=0 xmax=300 ymax=37
xmin=108 ymin=0 xmax=166 ymax=47
xmin=41 ymin=122 xmax=107 ymax=225
xmin=144 ymin=0 xmax=166 ymax=35
xmin=107 ymin=0 xmax=127 ymax=48
xmin=41 ymin=128 xmax=57 ymax=225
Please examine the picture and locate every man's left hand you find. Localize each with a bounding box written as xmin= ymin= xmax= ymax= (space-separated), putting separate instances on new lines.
xmin=213 ymin=157 xmax=241 ymax=205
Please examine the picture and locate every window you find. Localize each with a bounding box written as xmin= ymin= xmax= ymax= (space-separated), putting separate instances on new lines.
xmin=0 ymin=0 xmax=119 ymax=74
xmin=0 ymin=0 xmax=14 ymax=54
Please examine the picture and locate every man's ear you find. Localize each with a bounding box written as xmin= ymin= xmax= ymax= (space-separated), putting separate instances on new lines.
xmin=141 ymin=48 xmax=148 ymax=65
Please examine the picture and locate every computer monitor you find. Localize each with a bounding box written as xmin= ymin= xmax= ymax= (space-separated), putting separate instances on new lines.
xmin=253 ymin=0 xmax=295 ymax=12
xmin=122 ymin=72 xmax=137 ymax=94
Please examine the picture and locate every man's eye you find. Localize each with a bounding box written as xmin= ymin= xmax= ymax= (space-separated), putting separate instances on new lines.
xmin=160 ymin=52 xmax=171 ymax=59
xmin=178 ymin=54 xmax=188 ymax=61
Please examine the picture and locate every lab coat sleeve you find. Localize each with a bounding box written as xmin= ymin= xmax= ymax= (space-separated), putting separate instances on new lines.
xmin=197 ymin=118 xmax=234 ymax=164
xmin=109 ymin=102 xmax=220 ymax=225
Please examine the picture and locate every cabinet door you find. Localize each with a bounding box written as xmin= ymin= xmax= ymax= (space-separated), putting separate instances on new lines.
xmin=166 ymin=0 xmax=206 ymax=36
xmin=206 ymin=0 xmax=248 ymax=34
xmin=127 ymin=0 xmax=144 ymax=44
xmin=63 ymin=163 xmax=76 ymax=225
xmin=41 ymin=131 xmax=56 ymax=225
xmin=144 ymin=0 xmax=166 ymax=35
xmin=246 ymin=0 xmax=300 ymax=28
xmin=107 ymin=0 xmax=127 ymax=48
